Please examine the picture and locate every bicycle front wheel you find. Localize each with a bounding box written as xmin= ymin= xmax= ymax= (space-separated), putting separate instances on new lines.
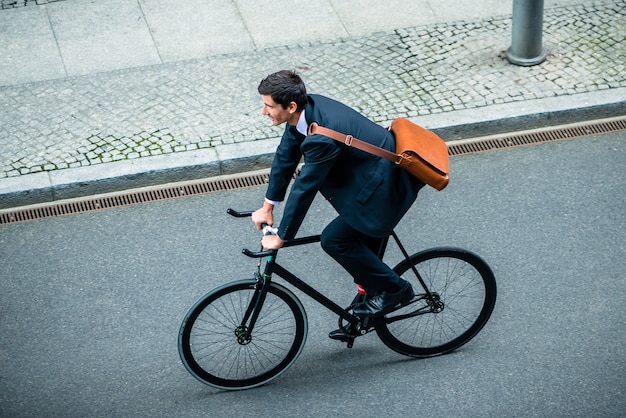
xmin=376 ymin=247 xmax=496 ymax=358
xmin=178 ymin=279 xmax=308 ymax=390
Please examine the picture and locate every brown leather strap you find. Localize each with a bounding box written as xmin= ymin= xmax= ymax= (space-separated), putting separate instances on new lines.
xmin=308 ymin=123 xmax=399 ymax=163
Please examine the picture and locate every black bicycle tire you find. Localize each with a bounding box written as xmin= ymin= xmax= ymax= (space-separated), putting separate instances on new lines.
xmin=376 ymin=247 xmax=496 ymax=358
xmin=178 ymin=279 xmax=308 ymax=390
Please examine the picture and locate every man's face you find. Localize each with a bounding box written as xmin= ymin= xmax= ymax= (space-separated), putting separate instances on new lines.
xmin=261 ymin=95 xmax=297 ymax=126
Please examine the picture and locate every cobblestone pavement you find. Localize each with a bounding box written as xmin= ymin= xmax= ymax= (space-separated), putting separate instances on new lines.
xmin=0 ymin=0 xmax=624 ymax=179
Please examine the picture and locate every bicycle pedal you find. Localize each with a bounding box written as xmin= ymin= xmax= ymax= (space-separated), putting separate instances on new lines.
xmin=329 ymin=325 xmax=358 ymax=342
xmin=329 ymin=333 xmax=352 ymax=343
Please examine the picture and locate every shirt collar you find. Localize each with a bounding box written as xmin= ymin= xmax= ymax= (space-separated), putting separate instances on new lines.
xmin=295 ymin=109 xmax=308 ymax=137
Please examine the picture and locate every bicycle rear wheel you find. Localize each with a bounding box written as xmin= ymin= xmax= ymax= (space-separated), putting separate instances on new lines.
xmin=376 ymin=247 xmax=496 ymax=357
xmin=178 ymin=279 xmax=308 ymax=390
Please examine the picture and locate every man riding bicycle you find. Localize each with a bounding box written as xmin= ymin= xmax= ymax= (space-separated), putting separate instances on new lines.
xmin=251 ymin=70 xmax=425 ymax=335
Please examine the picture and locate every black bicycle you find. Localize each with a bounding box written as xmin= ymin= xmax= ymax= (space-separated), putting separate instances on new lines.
xmin=178 ymin=208 xmax=497 ymax=390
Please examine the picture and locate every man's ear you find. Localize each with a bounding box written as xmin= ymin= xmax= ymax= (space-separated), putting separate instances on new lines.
xmin=287 ymin=101 xmax=298 ymax=114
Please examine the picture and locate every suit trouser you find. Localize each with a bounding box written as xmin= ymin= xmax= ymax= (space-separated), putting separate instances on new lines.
xmin=320 ymin=216 xmax=404 ymax=293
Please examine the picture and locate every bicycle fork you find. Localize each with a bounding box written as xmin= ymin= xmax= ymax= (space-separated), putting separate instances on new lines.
xmin=236 ymin=259 xmax=274 ymax=345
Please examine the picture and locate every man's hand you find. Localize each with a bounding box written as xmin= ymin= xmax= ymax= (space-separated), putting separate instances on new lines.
xmin=261 ymin=234 xmax=284 ymax=250
xmin=252 ymin=201 xmax=274 ymax=230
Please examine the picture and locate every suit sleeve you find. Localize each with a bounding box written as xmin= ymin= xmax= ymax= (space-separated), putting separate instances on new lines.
xmin=266 ymin=128 xmax=303 ymax=202
xmin=278 ymin=136 xmax=341 ymax=240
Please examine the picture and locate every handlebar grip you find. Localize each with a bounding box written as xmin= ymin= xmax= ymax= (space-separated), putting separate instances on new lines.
xmin=242 ymin=248 xmax=277 ymax=258
xmin=227 ymin=208 xmax=253 ymax=217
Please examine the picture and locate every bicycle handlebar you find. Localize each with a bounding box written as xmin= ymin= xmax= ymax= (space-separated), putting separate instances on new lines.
xmin=227 ymin=208 xmax=322 ymax=258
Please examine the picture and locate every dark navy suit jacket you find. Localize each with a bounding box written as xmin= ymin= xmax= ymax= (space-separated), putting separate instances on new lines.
xmin=267 ymin=94 xmax=424 ymax=240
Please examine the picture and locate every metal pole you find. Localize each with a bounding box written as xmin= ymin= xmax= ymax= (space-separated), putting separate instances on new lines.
xmin=506 ymin=0 xmax=547 ymax=66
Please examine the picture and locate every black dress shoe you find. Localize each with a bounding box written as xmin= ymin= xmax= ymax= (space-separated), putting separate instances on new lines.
xmin=352 ymin=282 xmax=414 ymax=317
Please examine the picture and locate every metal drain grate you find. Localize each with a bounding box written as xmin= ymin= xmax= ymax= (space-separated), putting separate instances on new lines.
xmin=1 ymin=116 xmax=624 ymax=226
xmin=0 ymin=173 xmax=269 ymax=225
xmin=447 ymin=116 xmax=626 ymax=156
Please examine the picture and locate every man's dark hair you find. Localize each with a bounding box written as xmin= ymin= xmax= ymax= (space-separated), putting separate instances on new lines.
xmin=258 ymin=70 xmax=308 ymax=111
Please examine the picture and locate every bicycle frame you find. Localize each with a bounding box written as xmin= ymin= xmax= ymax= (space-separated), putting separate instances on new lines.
xmin=268 ymin=236 xmax=359 ymax=322
xmin=229 ymin=208 xmax=439 ymax=342
xmin=239 ymin=234 xmax=363 ymax=342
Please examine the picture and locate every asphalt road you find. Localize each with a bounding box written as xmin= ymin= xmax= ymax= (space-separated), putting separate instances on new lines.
xmin=1 ymin=132 xmax=624 ymax=417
